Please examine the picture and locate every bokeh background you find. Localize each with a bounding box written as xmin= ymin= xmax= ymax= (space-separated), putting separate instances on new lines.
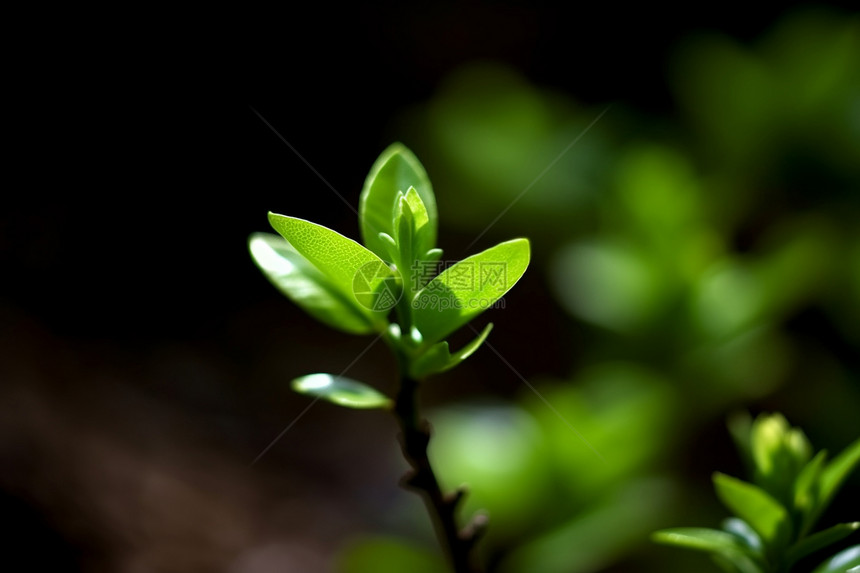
xmin=3 ymin=3 xmax=859 ymax=572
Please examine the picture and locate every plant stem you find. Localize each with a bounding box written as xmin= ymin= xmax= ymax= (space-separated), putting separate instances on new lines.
xmin=393 ymin=372 xmax=485 ymax=573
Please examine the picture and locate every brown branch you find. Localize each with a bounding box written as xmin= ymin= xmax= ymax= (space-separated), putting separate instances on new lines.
xmin=393 ymin=374 xmax=485 ymax=573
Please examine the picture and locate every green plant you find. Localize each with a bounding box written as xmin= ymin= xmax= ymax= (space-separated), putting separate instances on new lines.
xmin=654 ymin=412 xmax=860 ymax=572
xmin=249 ymin=143 xmax=531 ymax=573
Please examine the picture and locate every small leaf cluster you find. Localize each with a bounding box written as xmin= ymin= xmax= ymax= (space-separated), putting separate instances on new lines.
xmin=249 ymin=144 xmax=530 ymax=408
xmin=654 ymin=412 xmax=860 ymax=572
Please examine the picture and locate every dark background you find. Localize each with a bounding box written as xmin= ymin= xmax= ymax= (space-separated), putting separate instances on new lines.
xmin=10 ymin=0 xmax=848 ymax=349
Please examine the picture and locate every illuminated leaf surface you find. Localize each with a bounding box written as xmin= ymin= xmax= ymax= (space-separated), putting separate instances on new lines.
xmin=359 ymin=143 xmax=437 ymax=262
xmin=412 ymin=238 xmax=530 ymax=343
xmin=248 ymin=233 xmax=373 ymax=334
xmin=811 ymin=545 xmax=860 ymax=573
xmin=713 ymin=472 xmax=791 ymax=551
xmin=652 ymin=527 xmax=750 ymax=554
xmin=788 ymin=523 xmax=860 ymax=566
xmin=291 ymin=374 xmax=391 ymax=409
xmin=268 ymin=214 xmax=395 ymax=329
xmin=409 ymin=323 xmax=493 ymax=379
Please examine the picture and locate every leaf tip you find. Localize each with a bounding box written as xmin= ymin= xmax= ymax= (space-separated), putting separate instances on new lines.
xmin=267 ymin=211 xmax=288 ymax=228
xmin=507 ymin=237 xmax=532 ymax=261
xmin=382 ymin=140 xmax=412 ymax=157
xmin=651 ymin=530 xmax=671 ymax=542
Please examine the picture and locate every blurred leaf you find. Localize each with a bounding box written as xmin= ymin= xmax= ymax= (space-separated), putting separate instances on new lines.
xmin=795 ymin=451 xmax=828 ymax=535
xmin=424 ymin=63 xmax=607 ymax=221
xmin=249 ymin=233 xmax=374 ymax=334
xmin=360 ymin=143 xmax=437 ymax=262
xmin=751 ymin=413 xmax=811 ymax=505
xmin=672 ymin=7 xmax=860 ymax=174
xmin=762 ymin=9 xmax=860 ymax=117
xmin=723 ymin=518 xmax=765 ymax=555
xmin=810 ymin=544 xmax=860 ymax=573
xmin=614 ymin=145 xmax=704 ymax=249
xmin=533 ymin=364 xmax=677 ymax=498
xmin=684 ymin=326 xmax=790 ymax=404
xmin=713 ymin=472 xmax=792 ymax=552
xmin=291 ymin=374 xmax=391 ymax=409
xmin=268 ymin=214 xmax=395 ymax=329
xmin=550 ymin=240 xmax=664 ymax=332
xmin=727 ymin=412 xmax=755 ymax=474
xmin=429 ymin=405 xmax=550 ymax=535
xmin=671 ymin=33 xmax=774 ymax=165
xmin=501 ymin=478 xmax=674 ymax=573
xmin=653 ymin=520 xmax=769 ymax=573
xmin=692 ymin=259 xmax=765 ymax=338
xmin=754 ymin=223 xmax=836 ymax=321
xmin=337 ymin=536 xmax=447 ymax=573
xmin=412 ymin=238 xmax=530 ymax=343
xmin=711 ymin=552 xmax=768 ymax=573
xmin=787 ymin=522 xmax=860 ymax=566
xmin=815 ymin=437 xmax=860 ymax=523
xmin=409 ymin=323 xmax=493 ymax=379
xmin=652 ymin=527 xmax=751 ymax=554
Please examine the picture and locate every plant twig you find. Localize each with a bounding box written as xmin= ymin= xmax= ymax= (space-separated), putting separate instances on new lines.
xmin=393 ymin=373 xmax=485 ymax=573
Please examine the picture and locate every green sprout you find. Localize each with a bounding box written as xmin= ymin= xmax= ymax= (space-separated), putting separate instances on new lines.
xmin=249 ymin=143 xmax=531 ymax=573
xmin=654 ymin=412 xmax=860 ymax=572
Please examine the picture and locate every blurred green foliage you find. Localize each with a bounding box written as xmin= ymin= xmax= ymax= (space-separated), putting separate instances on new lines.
xmin=655 ymin=412 xmax=860 ymax=572
xmin=337 ymin=536 xmax=447 ymax=573
xmin=338 ymin=8 xmax=859 ymax=573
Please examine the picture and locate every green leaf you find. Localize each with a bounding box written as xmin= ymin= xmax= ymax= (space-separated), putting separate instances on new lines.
xmin=654 ymin=525 xmax=767 ymax=573
xmin=409 ymin=323 xmax=494 ymax=379
xmin=751 ymin=413 xmax=811 ymax=505
xmin=728 ymin=411 xmax=755 ymax=474
xmin=394 ymin=193 xmax=415 ymax=268
xmin=711 ymin=552 xmax=767 ymax=573
xmin=787 ymin=522 xmax=860 ymax=566
xmin=796 ymin=450 xmax=828 ymax=535
xmin=424 ymin=247 xmax=444 ymax=261
xmin=404 ymin=187 xmax=430 ymax=236
xmin=404 ymin=187 xmax=434 ymax=262
xmin=723 ymin=518 xmax=764 ymax=556
xmin=652 ymin=527 xmax=751 ymax=554
xmin=818 ymin=437 xmax=860 ymax=519
xmin=291 ymin=374 xmax=392 ymax=409
xmin=360 ymin=143 xmax=437 ymax=262
xmin=412 ymin=238 xmax=530 ymax=343
xmin=377 ymin=232 xmax=399 ymax=263
xmin=810 ymin=545 xmax=860 ymax=573
xmin=713 ymin=472 xmax=792 ymax=553
xmin=249 ymin=233 xmax=375 ymax=334
xmin=268 ymin=214 xmax=397 ymax=329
